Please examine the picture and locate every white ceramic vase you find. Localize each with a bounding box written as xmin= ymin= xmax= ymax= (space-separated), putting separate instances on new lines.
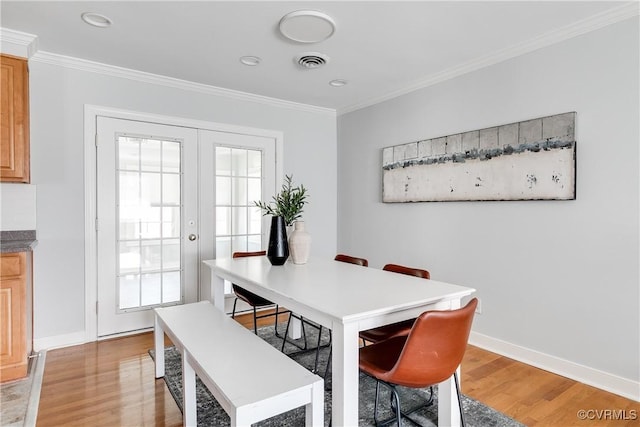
xmin=289 ymin=221 xmax=311 ymax=264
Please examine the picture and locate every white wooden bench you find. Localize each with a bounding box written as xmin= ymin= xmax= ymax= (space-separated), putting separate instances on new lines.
xmin=154 ymin=301 xmax=324 ymax=427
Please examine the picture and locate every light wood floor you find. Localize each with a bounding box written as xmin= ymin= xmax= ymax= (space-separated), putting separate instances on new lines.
xmin=36 ymin=310 xmax=639 ymax=426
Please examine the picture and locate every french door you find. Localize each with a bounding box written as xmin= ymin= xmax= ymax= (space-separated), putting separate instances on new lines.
xmin=96 ymin=117 xmax=277 ymax=336
xmin=198 ymin=129 xmax=276 ymax=306
xmin=96 ymin=117 xmax=199 ymax=336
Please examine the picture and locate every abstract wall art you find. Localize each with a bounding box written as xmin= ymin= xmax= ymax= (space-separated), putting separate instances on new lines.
xmin=382 ymin=112 xmax=576 ymax=202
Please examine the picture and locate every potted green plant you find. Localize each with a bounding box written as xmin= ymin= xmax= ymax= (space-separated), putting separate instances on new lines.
xmin=254 ymin=175 xmax=310 ymax=264
xmin=254 ymin=174 xmax=308 ymax=227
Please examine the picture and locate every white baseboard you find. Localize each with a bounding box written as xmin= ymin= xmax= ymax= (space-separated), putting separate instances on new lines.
xmin=469 ymin=331 xmax=640 ymax=402
xmin=33 ymin=326 xmax=639 ymax=402
xmin=33 ymin=330 xmax=88 ymax=352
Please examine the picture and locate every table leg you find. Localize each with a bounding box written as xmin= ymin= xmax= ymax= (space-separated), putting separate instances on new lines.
xmin=182 ymin=350 xmax=197 ymax=427
xmin=288 ymin=316 xmax=303 ymax=340
xmin=230 ymin=411 xmax=242 ymax=427
xmin=305 ymin=381 xmax=324 ymax=427
xmin=154 ymin=314 xmax=165 ymax=378
xmin=439 ymin=370 xmax=461 ymax=427
xmin=331 ymin=322 xmax=359 ymax=427
xmin=210 ymin=272 xmax=225 ymax=311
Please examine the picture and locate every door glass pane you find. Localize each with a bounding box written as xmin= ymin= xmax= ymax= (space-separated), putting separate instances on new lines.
xmin=119 ymin=138 xmax=140 ymax=170
xmin=119 ymin=275 xmax=140 ymax=309
xmin=215 ymin=146 xmax=264 ymax=259
xmin=162 ymin=207 xmax=180 ymax=238
xmin=215 ymin=236 xmax=231 ymax=258
xmin=248 ymin=206 xmax=262 ymax=235
xmin=231 ymin=149 xmax=247 ymax=176
xmin=141 ymin=173 xmax=161 ymax=206
xmin=216 ymin=147 xmax=231 ymax=176
xmin=116 ymin=136 xmax=183 ymax=311
xmin=247 ymin=178 xmax=261 ymax=204
xmin=231 ymin=207 xmax=247 ymax=235
xmin=141 ymin=240 xmax=162 ymax=272
xmin=141 ymin=273 xmax=162 ymax=306
xmin=119 ymin=172 xmax=140 ymax=209
xmin=119 ymin=241 xmax=140 ymax=275
xmin=141 ymin=139 xmax=161 ymax=172
xmin=163 ymin=271 xmax=181 ymax=303
xmin=248 ymin=235 xmax=262 ymax=252
xmin=248 ymin=151 xmax=261 ymax=177
xmin=140 ymin=207 xmax=161 ymax=239
xmin=216 ymin=207 xmax=231 ymax=236
xmin=231 ymin=178 xmax=247 ymax=205
xmin=216 ymin=177 xmax=231 ymax=205
xmin=232 ymin=235 xmax=248 ymax=252
xmin=163 ymin=174 xmax=180 ymax=205
xmin=163 ymin=141 xmax=180 ymax=173
xmin=162 ymin=239 xmax=180 ymax=270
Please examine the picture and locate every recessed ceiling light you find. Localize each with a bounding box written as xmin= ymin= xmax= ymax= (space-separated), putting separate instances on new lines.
xmin=329 ymin=79 xmax=348 ymax=87
xmin=240 ymin=56 xmax=262 ymax=66
xmin=279 ymin=10 xmax=336 ymax=43
xmin=81 ymin=12 xmax=112 ymax=28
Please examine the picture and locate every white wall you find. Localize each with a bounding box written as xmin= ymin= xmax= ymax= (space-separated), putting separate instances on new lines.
xmin=28 ymin=59 xmax=337 ymax=345
xmin=338 ymin=18 xmax=639 ymax=394
xmin=0 ymin=183 xmax=36 ymax=230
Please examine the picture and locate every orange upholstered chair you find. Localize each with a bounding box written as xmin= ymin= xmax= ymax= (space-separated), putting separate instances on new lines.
xmin=359 ymin=298 xmax=478 ymax=427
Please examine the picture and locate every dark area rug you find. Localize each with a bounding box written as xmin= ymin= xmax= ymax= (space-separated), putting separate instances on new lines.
xmin=150 ymin=322 xmax=525 ymax=427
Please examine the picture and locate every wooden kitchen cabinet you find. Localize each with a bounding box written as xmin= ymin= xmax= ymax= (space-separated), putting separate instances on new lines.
xmin=0 ymin=252 xmax=32 ymax=382
xmin=1 ymin=54 xmax=30 ymax=183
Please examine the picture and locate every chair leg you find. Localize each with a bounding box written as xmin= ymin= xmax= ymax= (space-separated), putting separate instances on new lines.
xmin=370 ymin=380 xmax=406 ymax=427
xmin=373 ymin=380 xmax=382 ymax=426
xmin=390 ymin=385 xmax=402 ymax=427
xmin=231 ymin=298 xmax=238 ymax=318
xmin=274 ymin=305 xmax=281 ymax=337
xmin=323 ymin=345 xmax=332 ymax=380
xmin=252 ymin=306 xmax=258 ymax=335
xmin=280 ymin=314 xmax=290 ymax=352
xmin=426 ymin=386 xmax=434 ymax=406
xmin=312 ymin=326 xmax=323 ymax=373
xmin=454 ymin=372 xmax=466 ymax=427
xmin=321 ymin=331 xmax=333 ymax=379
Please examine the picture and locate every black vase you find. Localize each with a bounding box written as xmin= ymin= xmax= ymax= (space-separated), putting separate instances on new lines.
xmin=267 ymin=216 xmax=289 ymax=265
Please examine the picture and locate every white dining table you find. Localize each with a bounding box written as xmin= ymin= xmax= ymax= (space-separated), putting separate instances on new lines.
xmin=203 ymin=256 xmax=475 ymax=427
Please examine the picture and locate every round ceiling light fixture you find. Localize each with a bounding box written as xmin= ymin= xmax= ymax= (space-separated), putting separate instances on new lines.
xmin=279 ymin=10 xmax=336 ymax=43
xmin=81 ymin=12 xmax=113 ymax=28
xmin=240 ymin=56 xmax=262 ymax=66
xmin=329 ymin=79 xmax=348 ymax=87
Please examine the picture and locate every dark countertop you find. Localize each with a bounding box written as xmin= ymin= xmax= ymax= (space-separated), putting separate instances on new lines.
xmin=0 ymin=230 xmax=37 ymax=253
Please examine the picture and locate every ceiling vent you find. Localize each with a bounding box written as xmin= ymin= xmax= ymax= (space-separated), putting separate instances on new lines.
xmin=295 ymin=52 xmax=330 ymax=69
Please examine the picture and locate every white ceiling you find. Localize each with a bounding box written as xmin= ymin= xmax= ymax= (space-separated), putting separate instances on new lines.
xmin=1 ymin=1 xmax=635 ymax=113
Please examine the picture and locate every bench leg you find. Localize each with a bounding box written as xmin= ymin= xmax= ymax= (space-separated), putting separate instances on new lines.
xmin=154 ymin=315 xmax=165 ymax=378
xmin=182 ymin=350 xmax=197 ymax=427
xmin=305 ymin=381 xmax=324 ymax=427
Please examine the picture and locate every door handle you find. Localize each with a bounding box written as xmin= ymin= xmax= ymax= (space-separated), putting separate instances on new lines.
xmin=188 ymin=234 xmax=197 ymax=241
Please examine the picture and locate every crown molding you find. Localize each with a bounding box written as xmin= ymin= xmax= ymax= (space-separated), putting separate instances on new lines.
xmin=0 ymin=27 xmax=38 ymax=58
xmin=338 ymin=2 xmax=640 ymax=115
xmin=30 ymin=51 xmax=336 ymax=117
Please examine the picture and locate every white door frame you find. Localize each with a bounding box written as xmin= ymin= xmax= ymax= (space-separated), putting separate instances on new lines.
xmin=84 ymin=105 xmax=283 ymax=342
